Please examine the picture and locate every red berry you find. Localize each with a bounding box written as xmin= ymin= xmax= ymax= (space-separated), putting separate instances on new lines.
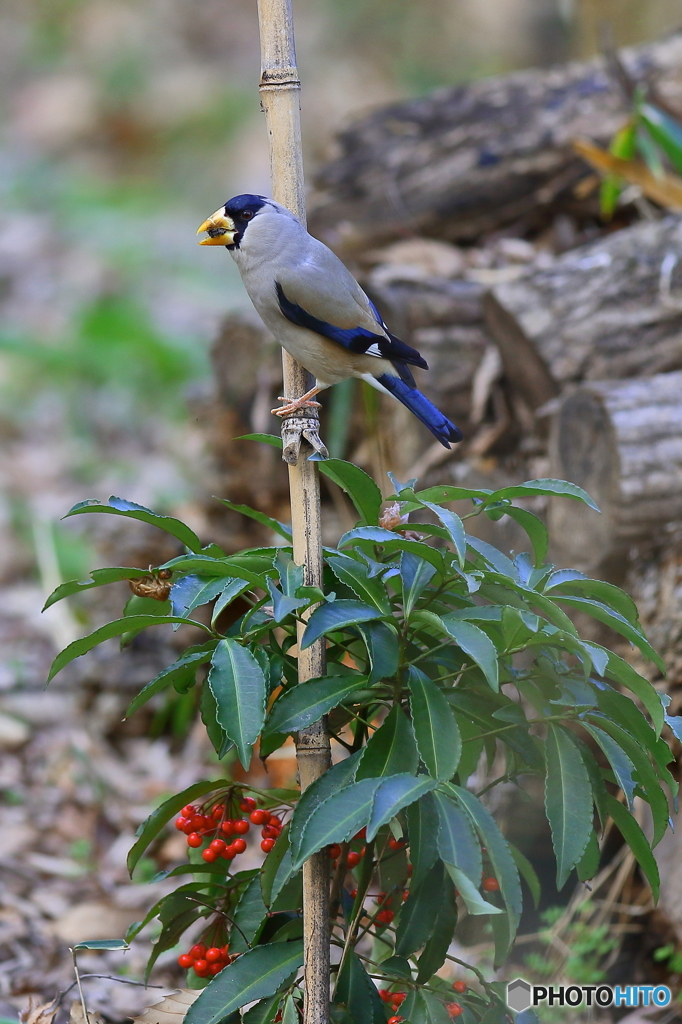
xmin=350 ymin=889 xmax=358 ymax=898
xmin=221 ymin=820 xmax=235 ymax=836
xmin=269 ymin=815 xmax=281 ymax=828
xmin=379 ymin=990 xmax=391 ymax=1002
xmin=202 ymin=848 xmax=217 ymax=862
xmin=181 ymin=805 xmax=196 ymax=817
xmin=447 ymin=1004 xmax=463 ymax=1018
xmin=377 ymin=909 xmax=395 ymax=925
xmin=175 ymin=816 xmax=189 ymax=831
xmin=209 ymin=839 xmax=227 ymax=854
xmin=347 ymin=851 xmax=361 ymax=868
xmin=234 ymin=819 xmax=250 ymax=834
xmin=262 ymin=825 xmax=279 ymax=839
xmin=261 ymin=838 xmax=275 ymax=852
xmin=205 ymin=947 xmax=223 ymax=963
xmin=222 ymin=845 xmax=236 ymax=859
xmin=391 ymin=993 xmax=406 ymax=1006
xmin=402 ymin=890 xmax=409 ymax=902
xmin=354 ymin=828 xmax=367 ymax=841
xmin=388 ymin=838 xmax=405 ymax=851
xmin=240 ymin=796 xmax=257 ymax=811
xmin=328 ymin=844 xmax=341 ymax=859
xmin=190 ymin=944 xmax=206 ymax=958
xmin=453 ymin=981 xmax=467 ymax=994
xmin=388 ymin=1017 xmax=404 ymax=1024
xmin=181 ymin=820 xmax=195 ymax=835
xmin=189 ymin=815 xmax=205 ymax=830
xmin=406 ymin=863 xmax=413 ymax=876
xmin=177 ymin=953 xmax=194 ymax=969
xmin=231 ymin=838 xmax=247 ymax=854
xmin=250 ymin=809 xmax=269 ymax=825
xmin=187 ymin=833 xmax=202 ymax=848
xmin=193 ymin=960 xmax=209 ymax=977
xmin=209 ymin=963 xmax=223 ymax=975
xmin=482 ymin=877 xmax=499 ymax=892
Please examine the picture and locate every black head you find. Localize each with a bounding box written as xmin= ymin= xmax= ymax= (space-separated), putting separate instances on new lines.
xmin=222 ymin=194 xmax=268 ymax=247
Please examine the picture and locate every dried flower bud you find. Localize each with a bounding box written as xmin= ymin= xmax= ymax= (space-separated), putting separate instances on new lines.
xmin=379 ymin=502 xmax=408 ymax=531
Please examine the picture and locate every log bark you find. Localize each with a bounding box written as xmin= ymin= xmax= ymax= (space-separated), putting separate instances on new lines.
xmin=309 ymin=34 xmax=682 ymax=253
xmin=549 ymin=371 xmax=682 ymax=574
xmin=484 ymin=215 xmax=682 ymax=410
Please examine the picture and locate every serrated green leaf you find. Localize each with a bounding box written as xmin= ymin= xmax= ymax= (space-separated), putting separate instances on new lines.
xmin=43 ymin=567 xmax=149 ymax=611
xmin=416 ymin=499 xmax=467 ymax=567
xmin=184 ymin=941 xmax=304 ymax=1024
xmin=450 ymin=782 xmax=520 ymax=958
xmin=208 ymin=639 xmax=266 ymax=768
xmin=357 ymin=705 xmax=419 ymax=781
xmin=218 ymin=499 xmax=292 ymax=540
xmin=485 ymin=479 xmax=599 ymax=511
xmin=265 ymin=579 xmax=306 ymax=623
xmin=289 ymin=751 xmax=362 ymax=856
xmin=242 ymin=995 xmax=281 ymax=1024
xmin=127 ymin=779 xmax=224 ymax=874
xmin=606 ymin=794 xmax=660 ymax=901
xmin=293 ymin=779 xmax=381 ymax=869
xmin=47 ymin=614 xmax=213 ymax=682
xmin=576 ymin=831 xmax=600 ymax=882
xmin=236 ymin=432 xmax=283 ymax=449
xmin=597 ymin=647 xmax=665 ymax=734
xmin=499 ymin=507 xmax=548 ymax=567
xmin=357 ymin=621 xmax=399 ymax=684
xmin=64 ymin=496 xmax=204 ymax=551
xmin=367 ymin=774 xmax=437 ymax=841
xmin=230 ymin=875 xmax=268 ymax=952
xmin=582 ymin=721 xmax=636 ymax=810
xmin=73 ymin=939 xmax=129 ymax=950
xmin=434 ymin=791 xmax=481 ymax=884
xmin=545 ymin=577 xmax=640 ymax=626
xmin=261 ymin=823 xmax=295 ymax=907
xmin=395 ymin=859 xmax=445 ymax=956
xmin=334 ymin=951 xmax=386 ymax=1024
xmin=440 ymin=615 xmax=499 ymax=691
xmin=125 ymin=642 xmax=217 ymax=717
xmin=407 ymin=792 xmax=439 ymax=889
xmin=265 ymin=675 xmax=368 ymax=737
xmin=544 ymin=724 xmax=593 ymax=888
xmin=317 ymin=459 xmax=383 ymax=525
xmin=327 ymin=554 xmax=391 ymax=613
xmin=170 ymin=575 xmax=231 ymax=619
xmin=509 ymin=845 xmax=540 ymax=908
xmin=416 ymin=874 xmax=457 ymax=982
xmin=553 ymin=595 xmax=664 ymax=673
xmin=400 ymin=551 xmax=437 ymax=617
xmin=408 ymin=668 xmax=461 ymax=780
xmin=301 ymin=600 xmax=383 ymax=649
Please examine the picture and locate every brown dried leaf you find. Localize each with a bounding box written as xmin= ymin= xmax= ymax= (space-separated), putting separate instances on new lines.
xmin=69 ymin=1002 xmax=105 ymax=1024
xmin=574 ymin=138 xmax=682 ymax=209
xmin=20 ymin=998 xmax=59 ymax=1024
xmin=132 ymin=989 xmax=200 ymax=1024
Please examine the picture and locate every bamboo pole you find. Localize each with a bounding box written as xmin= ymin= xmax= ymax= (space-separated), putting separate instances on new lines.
xmin=256 ymin=4 xmax=331 ymax=1023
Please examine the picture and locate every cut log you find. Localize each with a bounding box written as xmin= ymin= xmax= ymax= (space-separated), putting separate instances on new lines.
xmin=484 ymin=215 xmax=682 ymax=409
xmin=548 ymin=371 xmax=682 ymax=574
xmin=310 ymin=35 xmax=682 ymax=252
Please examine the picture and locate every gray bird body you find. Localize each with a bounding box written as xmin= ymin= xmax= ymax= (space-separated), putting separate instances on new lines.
xmin=198 ymin=194 xmax=463 ymax=447
xmin=228 ymin=201 xmax=395 ymax=390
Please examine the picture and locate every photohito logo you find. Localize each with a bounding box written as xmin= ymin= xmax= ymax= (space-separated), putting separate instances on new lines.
xmin=506 ymin=979 xmax=672 ymax=1012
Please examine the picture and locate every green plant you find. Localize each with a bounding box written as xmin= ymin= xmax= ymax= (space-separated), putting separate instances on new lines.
xmin=46 ymin=441 xmax=677 ymax=1024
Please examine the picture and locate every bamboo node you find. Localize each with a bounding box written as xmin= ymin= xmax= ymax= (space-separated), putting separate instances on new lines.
xmin=281 ymin=415 xmax=329 ymax=465
xmin=259 ymin=68 xmax=301 ymax=90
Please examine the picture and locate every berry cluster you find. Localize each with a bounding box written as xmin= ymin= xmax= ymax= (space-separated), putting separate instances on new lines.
xmin=177 ymin=943 xmax=233 ymax=977
xmin=175 ymin=800 xmax=252 ymax=862
xmin=379 ymin=989 xmax=406 ymax=1015
xmin=249 ymin=807 xmax=283 ymax=852
xmin=375 ymin=892 xmax=395 ymax=925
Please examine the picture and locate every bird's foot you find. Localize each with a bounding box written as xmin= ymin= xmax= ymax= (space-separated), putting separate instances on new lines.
xmin=271 ymin=394 xmax=322 ymax=417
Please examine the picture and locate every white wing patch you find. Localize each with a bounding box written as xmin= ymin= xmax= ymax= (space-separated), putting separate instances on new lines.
xmin=364 ymin=343 xmax=383 ymax=358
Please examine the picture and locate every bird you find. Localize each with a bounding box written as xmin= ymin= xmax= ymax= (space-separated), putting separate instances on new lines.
xmin=197 ymin=194 xmax=463 ymax=448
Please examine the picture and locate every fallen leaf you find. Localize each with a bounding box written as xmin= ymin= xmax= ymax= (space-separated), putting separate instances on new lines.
xmin=574 ymin=138 xmax=682 ymax=209
xmin=20 ymin=997 xmax=58 ymax=1024
xmin=69 ymin=1001 xmax=105 ymax=1024
xmin=132 ymin=989 xmax=200 ymax=1024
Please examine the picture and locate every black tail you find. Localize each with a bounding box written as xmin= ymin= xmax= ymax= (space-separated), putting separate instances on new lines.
xmin=377 ymin=374 xmax=463 ymax=448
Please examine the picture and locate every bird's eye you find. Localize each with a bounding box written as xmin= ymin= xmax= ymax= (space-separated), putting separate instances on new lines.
xmin=242 ymin=210 xmax=254 ymax=220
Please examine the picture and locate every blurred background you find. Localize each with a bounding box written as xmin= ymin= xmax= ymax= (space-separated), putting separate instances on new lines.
xmin=1 ymin=1 xmax=682 ymax=1020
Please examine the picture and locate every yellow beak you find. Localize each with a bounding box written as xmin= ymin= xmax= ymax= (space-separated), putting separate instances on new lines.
xmin=197 ymin=208 xmax=236 ymax=246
